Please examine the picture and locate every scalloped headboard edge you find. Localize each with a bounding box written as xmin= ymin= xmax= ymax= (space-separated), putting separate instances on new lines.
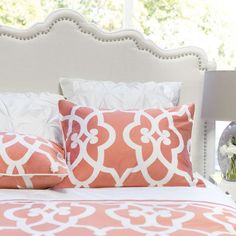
xmin=0 ymin=9 xmax=216 ymax=177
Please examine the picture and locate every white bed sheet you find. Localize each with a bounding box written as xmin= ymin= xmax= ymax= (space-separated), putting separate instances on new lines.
xmin=0 ymin=178 xmax=235 ymax=208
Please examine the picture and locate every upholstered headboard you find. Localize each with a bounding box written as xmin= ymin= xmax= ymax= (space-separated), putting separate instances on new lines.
xmin=0 ymin=9 xmax=215 ymax=177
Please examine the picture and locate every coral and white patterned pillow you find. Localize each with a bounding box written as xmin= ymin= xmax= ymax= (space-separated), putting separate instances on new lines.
xmin=57 ymin=100 xmax=198 ymax=188
xmin=0 ymin=132 xmax=68 ymax=189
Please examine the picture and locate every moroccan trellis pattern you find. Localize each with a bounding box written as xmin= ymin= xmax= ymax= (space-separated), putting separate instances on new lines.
xmin=0 ymin=200 xmax=235 ymax=235
xmin=0 ymin=132 xmax=67 ymax=189
xmin=57 ymin=100 xmax=202 ymax=188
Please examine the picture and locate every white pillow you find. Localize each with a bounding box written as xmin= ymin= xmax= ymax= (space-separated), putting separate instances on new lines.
xmin=0 ymin=92 xmax=64 ymax=145
xmin=60 ymin=78 xmax=181 ymax=109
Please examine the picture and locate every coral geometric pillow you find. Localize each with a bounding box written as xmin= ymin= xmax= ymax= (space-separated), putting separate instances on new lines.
xmin=57 ymin=100 xmax=196 ymax=188
xmin=0 ymin=132 xmax=67 ymax=189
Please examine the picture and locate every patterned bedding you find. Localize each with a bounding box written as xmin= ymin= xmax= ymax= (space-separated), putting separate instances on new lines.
xmin=0 ymin=184 xmax=235 ymax=235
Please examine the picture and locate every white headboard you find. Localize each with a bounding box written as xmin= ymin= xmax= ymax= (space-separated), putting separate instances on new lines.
xmin=0 ymin=9 xmax=215 ymax=177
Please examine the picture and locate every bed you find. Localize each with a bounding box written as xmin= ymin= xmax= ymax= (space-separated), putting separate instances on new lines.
xmin=0 ymin=9 xmax=235 ymax=235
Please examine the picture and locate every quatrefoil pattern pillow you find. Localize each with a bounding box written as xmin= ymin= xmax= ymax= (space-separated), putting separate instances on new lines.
xmin=0 ymin=132 xmax=68 ymax=189
xmin=57 ymin=100 xmax=196 ymax=188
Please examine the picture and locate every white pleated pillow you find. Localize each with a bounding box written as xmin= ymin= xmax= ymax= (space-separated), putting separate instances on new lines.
xmin=60 ymin=78 xmax=181 ymax=109
xmin=0 ymin=92 xmax=64 ymax=145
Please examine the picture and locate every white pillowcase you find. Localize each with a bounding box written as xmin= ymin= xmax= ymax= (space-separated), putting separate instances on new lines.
xmin=60 ymin=78 xmax=181 ymax=109
xmin=0 ymin=92 xmax=64 ymax=145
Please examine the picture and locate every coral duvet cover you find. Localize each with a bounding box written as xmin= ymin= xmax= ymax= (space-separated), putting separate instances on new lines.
xmin=0 ymin=181 xmax=235 ymax=236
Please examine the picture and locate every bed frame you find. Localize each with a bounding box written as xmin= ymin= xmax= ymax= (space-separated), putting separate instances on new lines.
xmin=0 ymin=9 xmax=215 ymax=178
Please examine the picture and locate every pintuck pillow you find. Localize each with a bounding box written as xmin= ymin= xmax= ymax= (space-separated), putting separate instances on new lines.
xmin=0 ymin=132 xmax=68 ymax=189
xmin=59 ymin=78 xmax=181 ymax=109
xmin=56 ymin=100 xmax=198 ymax=188
xmin=0 ymin=92 xmax=64 ymax=145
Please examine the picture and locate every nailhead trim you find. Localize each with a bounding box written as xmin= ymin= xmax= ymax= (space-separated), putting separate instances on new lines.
xmin=0 ymin=16 xmax=207 ymax=71
xmin=203 ymin=121 xmax=208 ymax=177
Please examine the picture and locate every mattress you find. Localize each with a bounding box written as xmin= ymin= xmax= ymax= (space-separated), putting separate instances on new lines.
xmin=0 ymin=180 xmax=235 ymax=235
